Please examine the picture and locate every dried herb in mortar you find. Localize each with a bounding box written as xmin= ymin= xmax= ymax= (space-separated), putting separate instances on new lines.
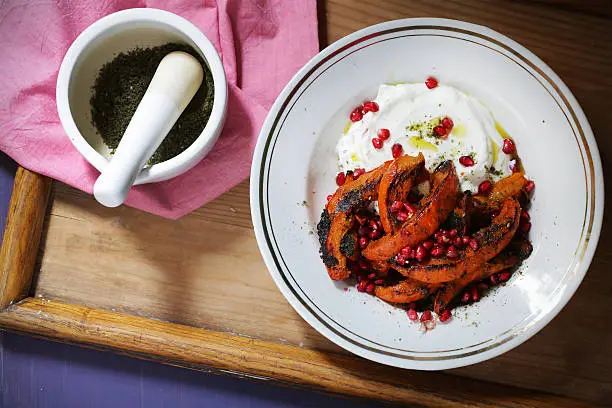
xmin=90 ymin=43 xmax=214 ymax=164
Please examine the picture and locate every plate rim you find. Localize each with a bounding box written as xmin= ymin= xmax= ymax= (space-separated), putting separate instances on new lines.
xmin=250 ymin=17 xmax=604 ymax=370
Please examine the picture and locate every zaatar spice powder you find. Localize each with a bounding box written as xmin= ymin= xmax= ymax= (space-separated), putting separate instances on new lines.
xmin=90 ymin=43 xmax=214 ymax=164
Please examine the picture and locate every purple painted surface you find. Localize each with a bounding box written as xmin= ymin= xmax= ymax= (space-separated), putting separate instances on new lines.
xmin=0 ymin=156 xmax=381 ymax=408
xmin=1 ymin=334 xmax=378 ymax=408
xmin=0 ymin=157 xmax=16 ymax=238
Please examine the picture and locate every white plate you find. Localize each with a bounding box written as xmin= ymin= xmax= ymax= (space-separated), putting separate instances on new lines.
xmin=250 ymin=18 xmax=603 ymax=370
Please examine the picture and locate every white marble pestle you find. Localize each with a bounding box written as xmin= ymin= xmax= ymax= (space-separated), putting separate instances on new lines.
xmin=93 ymin=51 xmax=203 ymax=207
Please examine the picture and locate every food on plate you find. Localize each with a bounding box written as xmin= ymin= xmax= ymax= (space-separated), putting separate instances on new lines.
xmin=378 ymin=153 xmax=425 ymax=234
xmin=393 ymin=197 xmax=521 ymax=283
xmin=432 ymin=236 xmax=532 ymax=313
xmin=317 ymin=78 xmax=534 ymax=328
xmin=362 ymin=160 xmax=460 ymax=262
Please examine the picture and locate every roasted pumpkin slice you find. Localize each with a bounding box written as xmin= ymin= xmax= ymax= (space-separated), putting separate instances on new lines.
xmin=326 ymin=161 xmax=391 ymax=216
xmin=473 ymin=173 xmax=528 ymax=211
xmin=374 ymin=278 xmax=439 ymax=304
xmin=378 ymin=153 xmax=425 ymax=234
xmin=396 ymin=197 xmax=522 ymax=283
xmin=433 ymin=234 xmax=533 ymax=313
xmin=433 ymin=255 xmax=518 ymax=313
xmin=363 ymin=161 xmax=459 ymax=262
xmin=317 ymin=210 xmax=356 ymax=280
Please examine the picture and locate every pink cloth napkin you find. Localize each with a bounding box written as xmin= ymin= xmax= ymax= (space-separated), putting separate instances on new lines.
xmin=0 ymin=0 xmax=318 ymax=218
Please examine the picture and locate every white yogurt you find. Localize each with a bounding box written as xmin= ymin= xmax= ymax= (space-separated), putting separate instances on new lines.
xmin=337 ymin=83 xmax=513 ymax=192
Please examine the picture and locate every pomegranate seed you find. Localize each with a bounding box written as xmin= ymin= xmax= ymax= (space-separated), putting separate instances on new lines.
xmin=490 ymin=275 xmax=498 ymax=285
xmin=454 ymin=236 xmax=462 ymax=247
xmin=441 ymin=117 xmax=454 ymax=130
xmin=441 ymin=235 xmax=451 ymax=244
xmin=359 ymin=237 xmax=369 ymax=249
xmin=519 ymin=219 xmax=532 ymax=233
xmin=358 ymin=259 xmax=369 ymax=270
xmin=369 ymin=220 xmax=378 ymax=231
xmin=440 ymin=229 xmax=450 ymax=237
xmin=369 ymin=229 xmax=382 ymax=240
xmin=353 ymin=168 xmax=365 ymax=178
xmin=396 ymin=211 xmax=409 ymax=222
xmin=335 ymin=172 xmax=346 ymax=186
xmin=477 ymin=282 xmax=488 ymax=291
xmin=363 ymin=101 xmax=379 ymax=113
xmin=422 ymin=240 xmax=434 ymax=250
xmin=469 ymin=239 xmax=479 ymax=251
xmin=403 ymin=202 xmax=416 ymax=213
xmin=357 ymin=225 xmax=369 ymax=237
xmin=433 ymin=125 xmax=447 ymax=137
xmin=396 ymin=254 xmax=408 ymax=265
xmin=372 ymin=138 xmax=383 ymax=149
xmin=357 ymin=280 xmax=368 ymax=292
xmin=509 ymin=159 xmax=519 ymax=173
xmin=439 ymin=309 xmax=452 ymax=322
xmin=374 ymin=279 xmax=385 ymax=285
xmin=407 ymin=309 xmax=419 ymax=321
xmin=420 ymin=310 xmax=433 ymax=322
xmin=462 ymin=236 xmax=470 ymax=246
xmin=366 ymin=282 xmax=376 ymax=294
xmin=424 ymin=320 xmax=436 ymax=330
xmin=499 ymin=271 xmax=511 ymax=282
xmin=525 ymin=180 xmax=535 ymax=194
xmin=521 ymin=210 xmax=530 ymax=221
xmin=409 ymin=249 xmax=417 ymax=259
xmin=415 ymin=245 xmax=428 ymax=262
xmin=449 ymin=228 xmax=458 ymax=238
xmin=502 ymin=138 xmax=516 ymax=154
xmin=390 ymin=200 xmax=404 ymax=213
xmin=326 ymin=194 xmax=332 ymax=202
xmin=350 ymin=108 xmax=363 ymax=122
xmin=367 ymin=272 xmax=376 ymax=280
xmin=478 ymin=180 xmax=493 ymax=194
xmin=471 ymin=287 xmax=480 ymax=302
xmin=459 ymin=155 xmax=475 ymax=167
xmin=431 ymin=247 xmax=445 ymax=257
xmin=391 ymin=143 xmax=403 ymax=158
xmin=446 ymin=245 xmax=459 ymax=259
xmin=400 ymin=246 xmax=412 ymax=256
xmin=377 ymin=128 xmax=391 ymax=140
xmin=461 ymin=291 xmax=471 ymax=303
xmin=425 ymin=76 xmax=438 ymax=89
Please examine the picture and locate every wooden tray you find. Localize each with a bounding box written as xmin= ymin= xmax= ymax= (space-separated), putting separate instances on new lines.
xmin=1 ymin=1 xmax=610 ymax=406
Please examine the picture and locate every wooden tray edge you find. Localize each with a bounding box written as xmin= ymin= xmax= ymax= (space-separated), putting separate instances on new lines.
xmin=0 ymin=167 xmax=51 ymax=309
xmin=0 ymin=296 xmax=592 ymax=408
